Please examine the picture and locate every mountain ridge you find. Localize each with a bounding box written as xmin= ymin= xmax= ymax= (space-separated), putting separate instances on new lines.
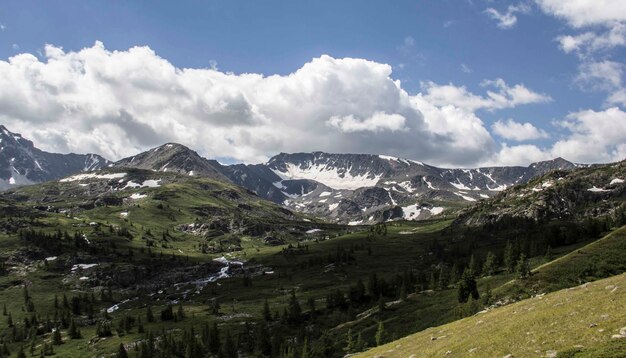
xmin=0 ymin=124 xmax=586 ymax=224
xmin=0 ymin=125 xmax=111 ymax=190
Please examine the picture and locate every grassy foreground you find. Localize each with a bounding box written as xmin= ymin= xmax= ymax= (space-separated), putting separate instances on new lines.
xmin=359 ymin=273 xmax=626 ymax=357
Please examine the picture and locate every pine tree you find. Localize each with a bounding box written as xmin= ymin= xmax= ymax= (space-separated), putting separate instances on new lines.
xmin=301 ymin=337 xmax=309 ymax=358
xmin=377 ymin=295 xmax=385 ymax=313
xmin=503 ymin=241 xmax=515 ymax=273
xmin=263 ymin=299 xmax=272 ymax=321
xmin=208 ymin=321 xmax=220 ymax=354
xmin=16 ymin=346 xmax=26 ymax=358
xmin=356 ymin=332 xmax=365 ymax=352
xmin=222 ymin=330 xmax=237 ymax=358
xmin=287 ymin=290 xmax=301 ymax=324
xmin=6 ymin=312 xmax=12 ymax=327
xmin=2 ymin=303 xmax=6 ymax=316
xmin=23 ymin=286 xmax=29 ymax=304
xmin=345 ymin=328 xmax=355 ymax=353
xmin=468 ymin=254 xmax=478 ymax=276
xmin=117 ymin=343 xmax=129 ymax=358
xmin=545 ymin=245 xmax=553 ymax=261
xmin=516 ymin=253 xmax=531 ymax=279
xmin=437 ymin=265 xmax=448 ymax=290
xmin=375 ymin=321 xmax=385 ymax=347
xmin=52 ymin=328 xmax=63 ymax=345
xmin=457 ymin=269 xmax=479 ymax=303
xmin=140 ymin=306 xmax=152 ymax=324
xmin=482 ymin=251 xmax=497 ymax=276
xmin=68 ymin=319 xmax=81 ymax=339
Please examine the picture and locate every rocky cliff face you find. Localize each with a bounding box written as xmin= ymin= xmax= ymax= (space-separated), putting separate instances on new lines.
xmin=454 ymin=162 xmax=625 ymax=227
xmin=0 ymin=125 xmax=110 ymax=190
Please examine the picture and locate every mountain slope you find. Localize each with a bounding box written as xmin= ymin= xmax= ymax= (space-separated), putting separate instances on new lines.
xmin=455 ymin=160 xmax=626 ymax=227
xmin=113 ymin=143 xmax=231 ymax=182
xmin=359 ymin=273 xmax=626 ymax=357
xmin=0 ymin=125 xmax=110 ymax=190
xmin=230 ymin=152 xmax=581 ymax=224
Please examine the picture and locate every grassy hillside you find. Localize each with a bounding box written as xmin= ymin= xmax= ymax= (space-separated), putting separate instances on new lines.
xmin=0 ymin=165 xmax=623 ymax=357
xmin=496 ymin=226 xmax=626 ymax=300
xmin=359 ymin=273 xmax=626 ymax=357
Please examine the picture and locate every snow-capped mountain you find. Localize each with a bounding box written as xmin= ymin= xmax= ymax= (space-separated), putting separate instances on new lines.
xmin=227 ymin=152 xmax=578 ymax=224
xmin=0 ymin=125 xmax=111 ymax=190
xmin=0 ymin=126 xmax=580 ymax=224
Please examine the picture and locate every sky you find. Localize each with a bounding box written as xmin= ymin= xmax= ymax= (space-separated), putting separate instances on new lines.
xmin=0 ymin=0 xmax=624 ymax=167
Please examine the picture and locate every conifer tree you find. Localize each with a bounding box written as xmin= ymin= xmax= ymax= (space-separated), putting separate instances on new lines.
xmin=301 ymin=337 xmax=309 ymax=358
xmin=375 ymin=321 xmax=385 ymax=347
xmin=263 ymin=299 xmax=272 ymax=321
xmin=345 ymin=328 xmax=355 ymax=353
xmin=146 ymin=306 xmax=154 ymax=323
xmin=482 ymin=251 xmax=497 ymax=276
xmin=52 ymin=328 xmax=62 ymax=345
xmin=117 ymin=343 xmax=129 ymax=358
xmin=503 ymin=241 xmax=516 ymax=273
xmin=68 ymin=319 xmax=81 ymax=339
xmin=516 ymin=253 xmax=531 ymax=279
xmin=545 ymin=245 xmax=553 ymax=261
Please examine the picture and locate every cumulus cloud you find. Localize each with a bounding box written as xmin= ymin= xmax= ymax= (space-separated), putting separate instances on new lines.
xmin=422 ymin=78 xmax=551 ymax=112
xmin=0 ymin=42 xmax=505 ymax=166
xmin=484 ymin=3 xmax=531 ymax=29
xmin=492 ymin=119 xmax=549 ymax=141
xmin=326 ymin=112 xmax=408 ymax=133
xmin=551 ymin=107 xmax=626 ymax=163
xmin=3 ymin=42 xmax=619 ymax=168
xmin=557 ymin=23 xmax=626 ymax=57
xmin=538 ymin=0 xmax=626 ymax=105
xmin=535 ymin=0 xmax=626 ymax=28
xmin=575 ymin=60 xmax=624 ymax=92
xmin=487 ymin=107 xmax=626 ymax=166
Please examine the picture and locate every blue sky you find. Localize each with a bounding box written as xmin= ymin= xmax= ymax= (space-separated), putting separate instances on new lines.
xmin=0 ymin=0 xmax=624 ymax=166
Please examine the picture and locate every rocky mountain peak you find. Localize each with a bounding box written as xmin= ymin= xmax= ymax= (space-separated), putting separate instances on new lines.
xmin=114 ymin=143 xmax=230 ymax=182
xmin=0 ymin=125 xmax=111 ymax=190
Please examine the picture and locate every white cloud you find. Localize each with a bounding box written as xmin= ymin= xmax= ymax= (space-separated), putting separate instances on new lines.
xmin=551 ymin=107 xmax=626 ymax=163
xmin=484 ymin=3 xmax=531 ymax=29
xmin=535 ymin=0 xmax=626 ymax=28
xmin=0 ymin=42 xmax=500 ymax=166
xmin=0 ymin=23 xmax=5 ymax=31
xmin=2 ymin=42 xmax=619 ymax=168
xmin=575 ymin=60 xmax=623 ymax=91
xmin=488 ymin=107 xmax=626 ymax=165
xmin=538 ymin=1 xmax=626 ymax=104
xmin=461 ymin=63 xmax=472 ymax=73
xmin=327 ymin=112 xmax=408 ymax=133
xmin=422 ymin=78 xmax=551 ymax=112
xmin=557 ymin=23 xmax=626 ymax=56
xmin=487 ymin=143 xmax=552 ymax=166
xmin=492 ymin=119 xmax=549 ymax=141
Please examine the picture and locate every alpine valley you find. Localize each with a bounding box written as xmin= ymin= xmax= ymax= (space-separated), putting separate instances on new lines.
xmin=0 ymin=124 xmax=625 ymax=358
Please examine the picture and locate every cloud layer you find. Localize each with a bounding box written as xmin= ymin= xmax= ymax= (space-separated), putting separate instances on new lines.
xmin=0 ymin=42 xmax=622 ymax=168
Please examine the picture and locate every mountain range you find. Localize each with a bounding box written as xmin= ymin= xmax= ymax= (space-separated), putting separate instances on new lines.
xmin=0 ymin=125 xmax=110 ymax=190
xmin=0 ymin=124 xmax=580 ymax=223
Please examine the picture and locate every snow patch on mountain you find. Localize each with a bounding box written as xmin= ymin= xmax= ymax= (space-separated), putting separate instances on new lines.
xmin=61 ymin=172 xmax=127 ymax=182
xmin=271 ymin=163 xmax=382 ymax=190
xmin=454 ymin=192 xmax=477 ymax=201
xmin=450 ymin=180 xmax=472 ymax=191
